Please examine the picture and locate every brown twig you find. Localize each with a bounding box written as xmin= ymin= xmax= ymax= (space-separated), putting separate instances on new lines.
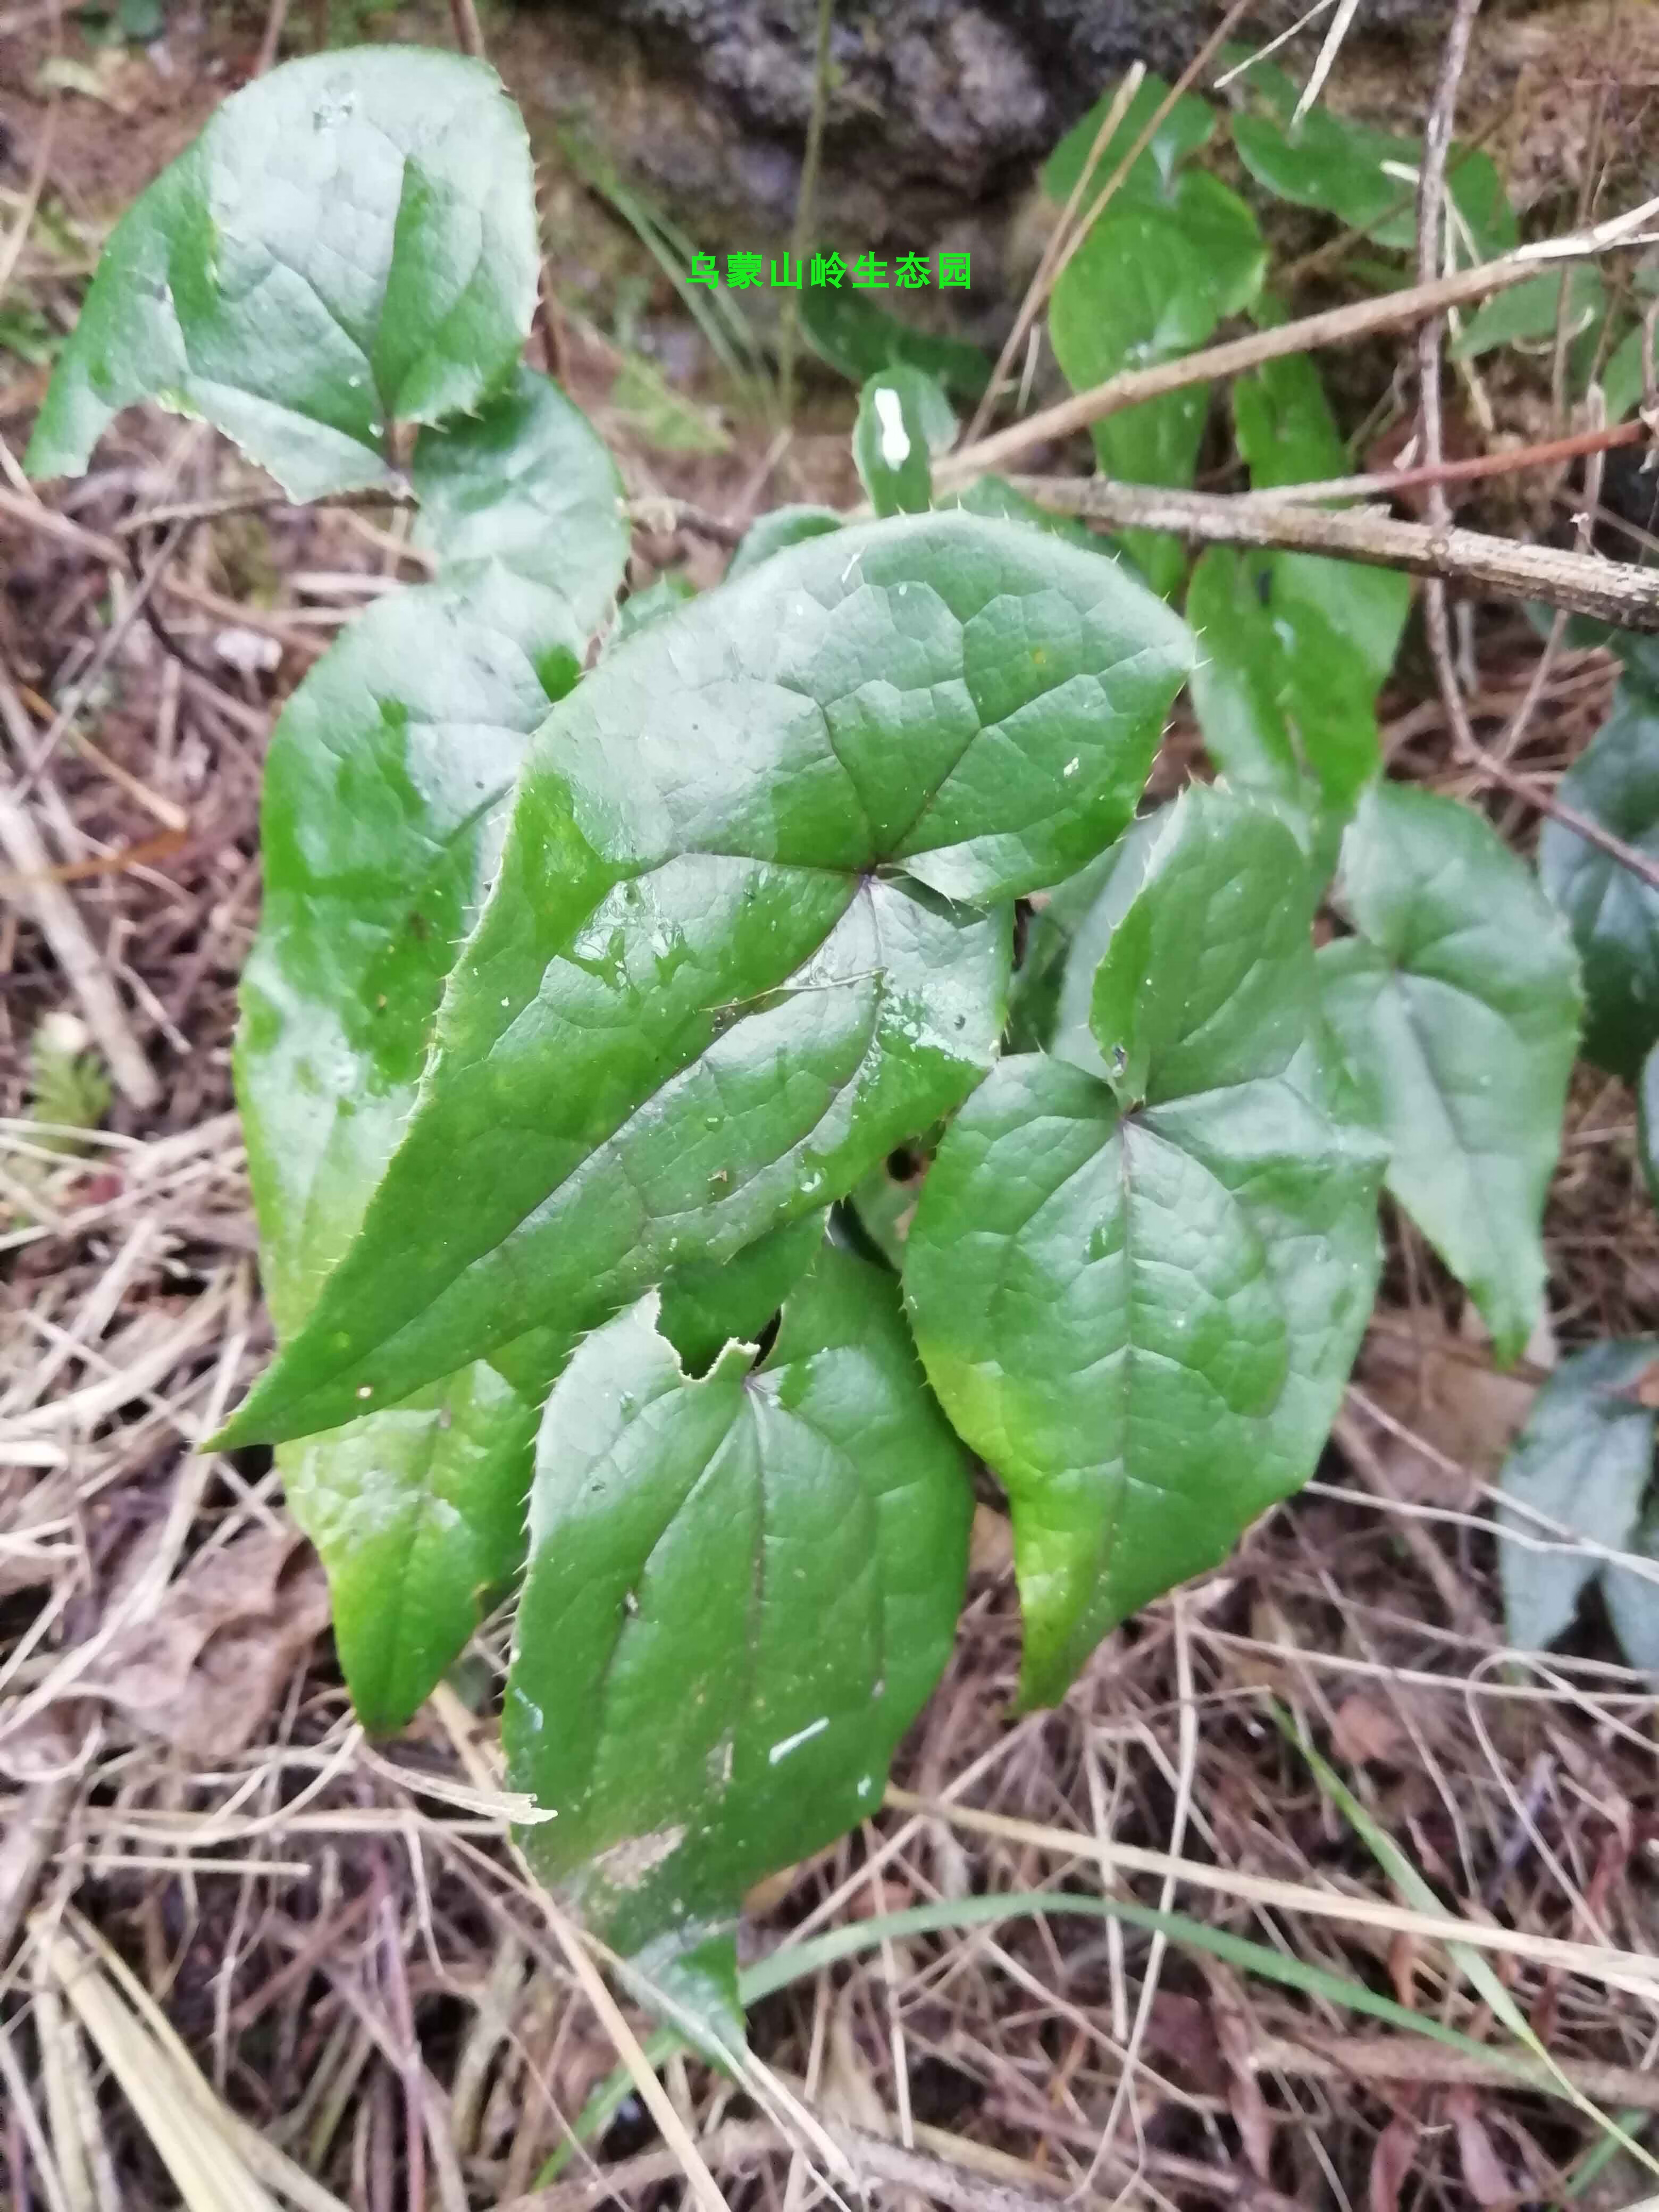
xmin=0 ymin=668 xmax=160 ymax=1108
xmin=253 ymin=0 xmax=290 ymax=77
xmin=496 ymin=2112 xmax=1278 ymax=2212
xmin=1239 ymin=416 xmax=1649 ymax=507
xmin=961 ymin=65 xmax=1145 ymax=448
xmin=1003 ymin=476 xmax=1659 ymax=636
xmin=935 ymin=190 xmax=1659 ymax=490
xmin=446 ymin=0 xmax=484 ymax=58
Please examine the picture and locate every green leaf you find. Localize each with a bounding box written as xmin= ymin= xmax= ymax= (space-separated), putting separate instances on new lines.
xmin=905 ymin=788 xmax=1382 ymax=1704
xmin=1232 ymin=355 xmax=1410 ymax=690
xmin=726 ymin=505 xmax=842 ymax=581
xmin=611 ymin=574 xmax=697 ymax=646
xmin=798 ymin=284 xmax=991 ymax=403
xmin=940 ymin=474 xmax=1099 ymax=552
xmin=411 ymin=366 xmax=628 ymax=624
xmin=246 ymin=573 xmax=559 ymax=1731
xmin=1602 ymin=1498 xmax=1659 ymax=1674
xmin=505 ymin=1242 xmax=972 ymax=2018
xmin=283 ymin=1362 xmax=538 ymax=1733
xmin=1187 ymin=549 xmax=1305 ymax=806
xmin=237 ymin=376 xmax=628 ymax=1730
xmin=1601 ymin=320 xmax=1652 ymax=424
xmin=28 ymin=48 xmax=539 ymax=497
xmin=1452 ymin=266 xmax=1604 ymax=362
xmin=1015 ymin=814 xmax=1166 ymax=1060
xmin=847 ymin=1142 xmax=932 ymax=1270
xmin=218 ymin=511 xmax=1193 ymax=1449
xmin=1497 ymin=1340 xmax=1657 ymax=1650
xmin=1189 ymin=361 xmax=1407 ymax=837
xmin=1539 ymin=674 xmax=1659 ymax=1079
xmin=852 ymin=366 xmax=956 ymax=517
xmin=1050 ymin=172 xmax=1264 ymax=598
xmin=1231 ymin=65 xmax=1516 ymax=261
xmin=656 ymin=1211 xmax=828 ymax=1373
xmin=1042 ymin=72 xmax=1216 ymax=208
xmin=1320 ymin=783 xmax=1581 ymax=1365
xmin=1086 ymin=791 xmax=1320 ymax=1107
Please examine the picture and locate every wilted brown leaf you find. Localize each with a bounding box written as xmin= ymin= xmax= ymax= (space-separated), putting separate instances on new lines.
xmin=82 ymin=1529 xmax=329 ymax=1755
xmin=1198 ymin=1960 xmax=1273 ymax=2181
xmin=1448 ymin=2088 xmax=1515 ymax=2207
xmin=1330 ymin=1694 xmax=1409 ymax=1767
xmin=1368 ymin=2113 xmax=1421 ymax=2212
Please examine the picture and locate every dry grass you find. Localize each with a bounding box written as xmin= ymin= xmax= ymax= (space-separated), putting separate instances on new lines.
xmin=6 ymin=5 xmax=1659 ymax=2210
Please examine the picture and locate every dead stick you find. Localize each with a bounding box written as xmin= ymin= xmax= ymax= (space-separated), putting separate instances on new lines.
xmin=1006 ymin=477 xmax=1659 ymax=635
xmin=936 ymin=190 xmax=1659 ymax=489
xmin=447 ymin=0 xmax=484 ymax=57
xmin=1255 ymin=2034 xmax=1659 ymax=2110
xmin=0 ymin=674 xmax=158 ymax=1108
xmin=1243 ymin=416 xmax=1649 ymax=507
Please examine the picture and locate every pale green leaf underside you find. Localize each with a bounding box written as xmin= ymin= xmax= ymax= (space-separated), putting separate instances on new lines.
xmin=28 ymin=47 xmax=538 ymax=497
xmin=1321 ymin=782 xmax=1582 ymax=1365
xmin=1498 ymin=1340 xmax=1656 ymax=1653
xmin=220 ymin=511 xmax=1193 ymax=1450
xmin=506 ymin=1244 xmax=972 ymax=2001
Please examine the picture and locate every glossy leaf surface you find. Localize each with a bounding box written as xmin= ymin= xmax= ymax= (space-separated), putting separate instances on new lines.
xmin=1320 ymin=784 xmax=1581 ymax=1366
xmin=505 ymin=1243 xmax=973 ymax=2012
xmin=1539 ymin=673 xmax=1659 ymax=1079
xmin=906 ymin=790 xmax=1383 ymax=1704
xmin=221 ymin=512 xmax=1193 ymax=1449
xmin=238 ymin=375 xmax=627 ymax=1729
xmin=1498 ymin=1341 xmax=1656 ymax=1652
xmin=852 ymin=366 xmax=956 ymax=518
xmin=29 ymin=49 xmax=538 ymax=497
xmin=656 ymin=1212 xmax=828 ymax=1374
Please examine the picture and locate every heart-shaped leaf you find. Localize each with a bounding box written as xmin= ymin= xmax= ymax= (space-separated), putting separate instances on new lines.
xmin=505 ymin=1241 xmax=973 ymax=2030
xmin=29 ymin=48 xmax=539 ymax=497
xmin=1498 ymin=1340 xmax=1657 ymax=1652
xmin=1320 ymin=783 xmax=1582 ymax=1365
xmin=1539 ymin=672 xmax=1659 ymax=1079
xmin=219 ymin=512 xmax=1193 ymax=1450
xmin=905 ymin=789 xmax=1383 ymax=1704
xmin=238 ymin=373 xmax=627 ymax=1731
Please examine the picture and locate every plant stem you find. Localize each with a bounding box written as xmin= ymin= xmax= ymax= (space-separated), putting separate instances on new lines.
xmin=777 ymin=0 xmax=835 ymax=429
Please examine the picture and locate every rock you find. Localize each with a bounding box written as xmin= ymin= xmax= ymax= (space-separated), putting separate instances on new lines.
xmin=519 ymin=0 xmax=1450 ymax=208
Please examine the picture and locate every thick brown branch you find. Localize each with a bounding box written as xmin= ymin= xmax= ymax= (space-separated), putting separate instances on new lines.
xmin=1006 ymin=476 xmax=1659 ymax=632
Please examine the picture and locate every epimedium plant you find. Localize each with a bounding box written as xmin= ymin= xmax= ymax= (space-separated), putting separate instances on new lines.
xmin=30 ymin=46 xmax=1591 ymax=2041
